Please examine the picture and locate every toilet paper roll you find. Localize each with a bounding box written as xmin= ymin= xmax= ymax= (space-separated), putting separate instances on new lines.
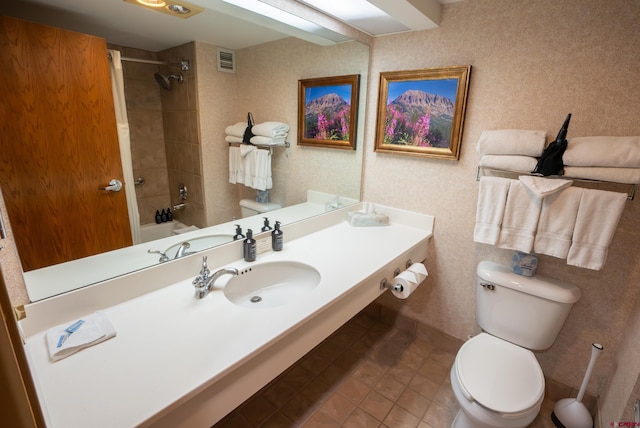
xmin=391 ymin=270 xmax=419 ymax=299
xmin=407 ymin=262 xmax=428 ymax=284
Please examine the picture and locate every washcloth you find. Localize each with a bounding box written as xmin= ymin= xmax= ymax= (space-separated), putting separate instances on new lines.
xmin=250 ymin=135 xmax=287 ymax=146
xmin=228 ymin=146 xmax=241 ymax=184
xmin=252 ymin=121 xmax=290 ymax=138
xmin=46 ymin=311 xmax=116 ymax=362
xmin=249 ymin=149 xmax=272 ymax=191
xmin=563 ymin=136 xmax=640 ymax=168
xmin=519 ymin=175 xmax=573 ymax=199
xmin=476 ymin=130 xmax=547 ymax=156
xmin=225 ymin=135 xmax=243 ymax=144
xmin=533 ymin=187 xmax=583 ymax=258
xmin=478 ymin=155 xmax=539 ymax=173
xmin=225 ymin=122 xmax=247 ymax=138
xmin=497 ymin=180 xmax=543 ymax=253
xmin=564 ymin=166 xmax=640 ymax=185
xmin=474 ymin=176 xmax=511 ymax=245
xmin=567 ymin=189 xmax=627 ymax=270
xmin=239 ymin=144 xmax=256 ymax=157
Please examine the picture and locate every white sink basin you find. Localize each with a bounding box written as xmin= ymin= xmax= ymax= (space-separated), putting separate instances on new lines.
xmin=165 ymin=234 xmax=234 ymax=259
xmin=222 ymin=261 xmax=321 ymax=309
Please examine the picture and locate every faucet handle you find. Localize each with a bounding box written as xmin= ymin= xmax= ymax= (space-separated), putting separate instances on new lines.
xmin=199 ymin=255 xmax=210 ymax=277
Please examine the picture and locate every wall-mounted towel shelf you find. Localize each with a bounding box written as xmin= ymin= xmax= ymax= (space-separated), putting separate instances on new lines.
xmin=476 ymin=165 xmax=638 ymax=201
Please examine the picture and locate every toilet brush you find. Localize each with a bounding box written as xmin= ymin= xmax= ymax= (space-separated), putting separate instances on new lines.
xmin=551 ymin=343 xmax=603 ymax=428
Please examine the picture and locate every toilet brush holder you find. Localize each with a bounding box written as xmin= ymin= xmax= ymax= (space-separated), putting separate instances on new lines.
xmin=551 ymin=343 xmax=603 ymax=428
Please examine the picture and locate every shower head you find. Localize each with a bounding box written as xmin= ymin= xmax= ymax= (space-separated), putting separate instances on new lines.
xmin=154 ymin=72 xmax=184 ymax=90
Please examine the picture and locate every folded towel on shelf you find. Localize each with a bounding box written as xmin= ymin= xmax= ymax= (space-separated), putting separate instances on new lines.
xmin=564 ymin=166 xmax=640 ymax=184
xmin=225 ymin=122 xmax=248 ymax=138
xmin=567 ymin=189 xmax=627 ymax=270
xmin=474 ymin=176 xmax=511 ymax=245
xmin=497 ymin=180 xmax=542 ymax=253
xmin=533 ymin=187 xmax=583 ymax=259
xmin=519 ymin=175 xmax=573 ymax=199
xmin=476 ymin=130 xmax=547 ymax=156
xmin=229 ymin=146 xmax=241 ymax=184
xmin=564 ymin=136 xmax=640 ymax=168
xmin=225 ymin=135 xmax=243 ymax=144
xmin=478 ymin=155 xmax=539 ymax=173
xmin=250 ymin=135 xmax=287 ymax=146
xmin=249 ymin=149 xmax=272 ymax=191
xmin=252 ymin=121 xmax=289 ymax=138
xmin=46 ymin=312 xmax=116 ymax=362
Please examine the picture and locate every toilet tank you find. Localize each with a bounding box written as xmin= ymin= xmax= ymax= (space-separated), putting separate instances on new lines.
xmin=476 ymin=261 xmax=581 ymax=350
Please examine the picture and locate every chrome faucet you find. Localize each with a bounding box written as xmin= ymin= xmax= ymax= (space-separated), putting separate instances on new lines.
xmin=192 ymin=256 xmax=239 ymax=299
xmin=174 ymin=241 xmax=191 ymax=259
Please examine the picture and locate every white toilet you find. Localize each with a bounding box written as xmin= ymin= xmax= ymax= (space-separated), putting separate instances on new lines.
xmin=450 ymin=261 xmax=581 ymax=428
xmin=239 ymin=199 xmax=282 ymax=218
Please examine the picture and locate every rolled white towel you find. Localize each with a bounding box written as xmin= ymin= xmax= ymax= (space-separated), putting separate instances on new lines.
xmin=478 ymin=155 xmax=539 ymax=173
xmin=225 ymin=122 xmax=248 ymax=138
xmin=564 ymin=166 xmax=640 ymax=184
xmin=225 ymin=135 xmax=243 ymax=144
xmin=476 ymin=130 xmax=547 ymax=156
xmin=252 ymin=121 xmax=289 ymax=138
xmin=564 ymin=136 xmax=640 ymax=168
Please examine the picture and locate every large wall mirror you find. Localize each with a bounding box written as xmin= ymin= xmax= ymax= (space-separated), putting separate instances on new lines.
xmin=0 ymin=0 xmax=369 ymax=301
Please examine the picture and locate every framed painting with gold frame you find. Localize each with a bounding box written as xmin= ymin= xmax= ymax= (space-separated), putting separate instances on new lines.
xmin=298 ymin=74 xmax=360 ymax=150
xmin=374 ymin=66 xmax=471 ymax=160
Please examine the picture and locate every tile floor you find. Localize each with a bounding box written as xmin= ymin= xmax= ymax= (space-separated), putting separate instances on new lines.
xmin=213 ymin=303 xmax=589 ymax=428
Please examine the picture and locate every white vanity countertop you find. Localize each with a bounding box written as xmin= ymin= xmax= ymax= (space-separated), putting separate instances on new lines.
xmin=22 ymin=207 xmax=433 ymax=428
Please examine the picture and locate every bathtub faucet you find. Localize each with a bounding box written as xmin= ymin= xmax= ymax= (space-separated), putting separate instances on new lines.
xmin=192 ymin=256 xmax=239 ymax=299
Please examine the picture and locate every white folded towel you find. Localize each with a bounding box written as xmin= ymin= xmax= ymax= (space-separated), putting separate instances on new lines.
xmin=567 ymin=189 xmax=627 ymax=270
xmin=46 ymin=312 xmax=116 ymax=362
xmin=478 ymin=155 xmax=539 ymax=173
xmin=564 ymin=166 xmax=640 ymax=185
xmin=252 ymin=122 xmax=289 ymax=138
xmin=519 ymin=175 xmax=573 ymax=199
xmin=229 ymin=146 xmax=241 ymax=184
xmin=250 ymin=135 xmax=287 ymax=146
xmin=476 ymin=130 xmax=547 ymax=156
xmin=533 ymin=187 xmax=583 ymax=259
xmin=225 ymin=122 xmax=248 ymax=138
xmin=249 ymin=149 xmax=272 ymax=191
xmin=563 ymin=136 xmax=640 ymax=168
xmin=474 ymin=176 xmax=511 ymax=245
xmin=497 ymin=180 xmax=542 ymax=253
xmin=225 ymin=135 xmax=243 ymax=144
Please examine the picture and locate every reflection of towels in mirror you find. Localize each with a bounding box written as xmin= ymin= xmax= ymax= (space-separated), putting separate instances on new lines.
xmin=252 ymin=121 xmax=289 ymax=138
xmin=228 ymin=146 xmax=240 ymax=184
xmin=251 ymin=149 xmax=272 ymax=191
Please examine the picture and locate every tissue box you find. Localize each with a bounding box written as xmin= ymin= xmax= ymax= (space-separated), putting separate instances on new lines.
xmin=511 ymin=251 xmax=538 ymax=277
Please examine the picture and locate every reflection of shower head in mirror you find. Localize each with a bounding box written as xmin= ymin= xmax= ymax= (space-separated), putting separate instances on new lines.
xmin=154 ymin=72 xmax=184 ymax=90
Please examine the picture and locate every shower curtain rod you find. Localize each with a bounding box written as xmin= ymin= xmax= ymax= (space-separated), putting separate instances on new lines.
xmin=108 ymin=52 xmax=190 ymax=71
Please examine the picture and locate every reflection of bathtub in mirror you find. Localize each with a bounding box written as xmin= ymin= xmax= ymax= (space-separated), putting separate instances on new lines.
xmin=23 ymin=191 xmax=358 ymax=302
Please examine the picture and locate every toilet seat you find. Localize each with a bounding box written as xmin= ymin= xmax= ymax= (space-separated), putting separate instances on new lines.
xmin=455 ymin=333 xmax=544 ymax=414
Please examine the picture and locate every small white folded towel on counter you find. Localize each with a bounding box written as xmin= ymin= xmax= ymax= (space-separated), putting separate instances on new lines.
xmin=567 ymin=189 xmax=627 ymax=270
xmin=476 ymin=130 xmax=547 ymax=156
xmin=519 ymin=175 xmax=573 ymax=199
xmin=563 ymin=136 xmax=640 ymax=168
xmin=225 ymin=122 xmax=247 ymax=138
xmin=533 ymin=187 xmax=583 ymax=259
xmin=225 ymin=135 xmax=243 ymax=144
xmin=497 ymin=180 xmax=542 ymax=253
xmin=474 ymin=176 xmax=510 ymax=245
xmin=46 ymin=311 xmax=116 ymax=362
xmin=478 ymin=155 xmax=539 ymax=173
xmin=252 ymin=121 xmax=289 ymax=138
xmin=563 ymin=166 xmax=640 ymax=185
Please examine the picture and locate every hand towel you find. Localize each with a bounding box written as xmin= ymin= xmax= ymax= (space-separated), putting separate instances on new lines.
xmin=567 ymin=189 xmax=627 ymax=270
xmin=225 ymin=122 xmax=248 ymax=138
xmin=476 ymin=130 xmax=547 ymax=156
xmin=249 ymin=149 xmax=272 ymax=191
xmin=564 ymin=166 xmax=640 ymax=185
xmin=519 ymin=175 xmax=573 ymax=199
xmin=250 ymin=135 xmax=287 ymax=146
xmin=46 ymin=312 xmax=116 ymax=362
xmin=228 ymin=146 xmax=241 ymax=184
xmin=497 ymin=180 xmax=543 ymax=253
xmin=474 ymin=176 xmax=511 ymax=245
xmin=478 ymin=155 xmax=539 ymax=173
xmin=563 ymin=136 xmax=640 ymax=168
xmin=533 ymin=187 xmax=583 ymax=258
xmin=239 ymin=144 xmax=256 ymax=157
xmin=252 ymin=122 xmax=290 ymax=138
xmin=225 ymin=135 xmax=243 ymax=144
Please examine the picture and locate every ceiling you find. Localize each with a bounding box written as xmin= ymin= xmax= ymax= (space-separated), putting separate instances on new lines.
xmin=0 ymin=0 xmax=463 ymax=52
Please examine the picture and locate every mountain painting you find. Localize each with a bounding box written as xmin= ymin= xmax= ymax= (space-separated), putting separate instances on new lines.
xmin=384 ymin=78 xmax=459 ymax=148
xmin=304 ymin=85 xmax=352 ymax=141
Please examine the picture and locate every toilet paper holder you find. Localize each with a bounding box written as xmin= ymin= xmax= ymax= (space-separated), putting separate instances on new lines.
xmin=380 ymin=278 xmax=403 ymax=292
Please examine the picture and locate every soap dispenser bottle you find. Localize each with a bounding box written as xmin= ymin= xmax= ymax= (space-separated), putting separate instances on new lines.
xmin=233 ymin=225 xmax=245 ymax=241
xmin=166 ymin=208 xmax=173 ymax=221
xmin=261 ymin=217 xmax=272 ymax=232
xmin=271 ymin=221 xmax=283 ymax=251
xmin=243 ymin=229 xmax=256 ymax=262
xmin=155 ymin=210 xmax=162 ymax=224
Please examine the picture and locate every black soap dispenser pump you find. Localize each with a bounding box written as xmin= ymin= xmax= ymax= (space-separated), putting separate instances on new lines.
xmin=261 ymin=217 xmax=272 ymax=232
xmin=233 ymin=224 xmax=245 ymax=241
xmin=243 ymin=229 xmax=256 ymax=262
xmin=271 ymin=221 xmax=283 ymax=251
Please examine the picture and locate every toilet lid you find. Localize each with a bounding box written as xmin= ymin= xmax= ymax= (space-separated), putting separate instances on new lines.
xmin=456 ymin=333 xmax=544 ymax=414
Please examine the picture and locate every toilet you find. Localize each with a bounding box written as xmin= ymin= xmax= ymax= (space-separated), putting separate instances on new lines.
xmin=450 ymin=261 xmax=581 ymax=428
xmin=239 ymin=199 xmax=282 ymax=218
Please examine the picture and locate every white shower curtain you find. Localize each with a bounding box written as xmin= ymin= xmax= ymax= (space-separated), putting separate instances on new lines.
xmin=108 ymin=49 xmax=141 ymax=244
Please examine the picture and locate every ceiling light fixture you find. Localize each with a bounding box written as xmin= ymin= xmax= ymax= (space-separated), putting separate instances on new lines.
xmin=124 ymin=0 xmax=203 ymax=19
xmin=136 ymin=0 xmax=166 ymax=7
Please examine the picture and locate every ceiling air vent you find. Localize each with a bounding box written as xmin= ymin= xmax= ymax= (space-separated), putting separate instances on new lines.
xmin=217 ymin=48 xmax=236 ymax=73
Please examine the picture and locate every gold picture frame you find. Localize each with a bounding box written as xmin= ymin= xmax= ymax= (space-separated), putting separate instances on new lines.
xmin=374 ymin=66 xmax=471 ymax=160
xmin=298 ymin=74 xmax=360 ymax=150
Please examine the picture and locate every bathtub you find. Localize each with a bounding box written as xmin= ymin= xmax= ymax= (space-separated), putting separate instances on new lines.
xmin=139 ymin=221 xmax=189 ymax=243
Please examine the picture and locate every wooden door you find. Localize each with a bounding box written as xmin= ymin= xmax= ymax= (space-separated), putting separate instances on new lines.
xmin=0 ymin=16 xmax=132 ymax=271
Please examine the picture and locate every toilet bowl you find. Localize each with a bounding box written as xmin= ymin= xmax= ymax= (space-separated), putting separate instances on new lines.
xmin=239 ymin=199 xmax=282 ymax=218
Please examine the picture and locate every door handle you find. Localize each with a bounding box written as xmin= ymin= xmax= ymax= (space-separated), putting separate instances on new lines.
xmin=100 ymin=179 xmax=123 ymax=192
